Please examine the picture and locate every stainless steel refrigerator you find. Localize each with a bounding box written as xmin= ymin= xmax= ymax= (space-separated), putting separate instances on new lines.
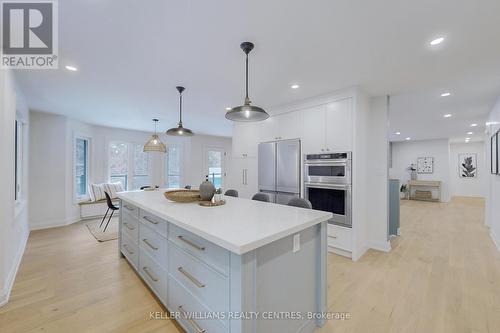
xmin=258 ymin=139 xmax=301 ymax=204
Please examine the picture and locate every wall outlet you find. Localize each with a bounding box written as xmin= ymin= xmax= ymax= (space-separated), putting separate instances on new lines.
xmin=293 ymin=234 xmax=300 ymax=253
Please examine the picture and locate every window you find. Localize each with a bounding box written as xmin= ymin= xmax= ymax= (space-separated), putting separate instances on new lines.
xmin=15 ymin=119 xmax=24 ymax=202
xmin=165 ymin=144 xmax=182 ymax=188
xmin=132 ymin=144 xmax=149 ymax=190
xmin=74 ymin=137 xmax=89 ymax=200
xmin=108 ymin=142 xmax=150 ymax=190
xmin=205 ymin=148 xmax=225 ymax=189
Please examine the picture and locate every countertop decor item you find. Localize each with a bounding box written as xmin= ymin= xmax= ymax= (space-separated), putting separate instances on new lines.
xmin=225 ymin=42 xmax=269 ymax=122
xmin=143 ymin=119 xmax=166 ymax=152
xmin=199 ymin=176 xmax=215 ymax=201
xmin=164 ymin=189 xmax=200 ymax=203
xmin=199 ymin=199 xmax=226 ymax=207
xmin=166 ymin=86 xmax=194 ymax=136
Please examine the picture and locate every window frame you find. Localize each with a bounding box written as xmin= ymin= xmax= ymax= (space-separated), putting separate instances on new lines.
xmin=165 ymin=143 xmax=183 ymax=189
xmin=73 ymin=135 xmax=91 ymax=203
xmin=14 ymin=116 xmax=24 ymax=205
xmin=108 ymin=141 xmax=151 ymax=191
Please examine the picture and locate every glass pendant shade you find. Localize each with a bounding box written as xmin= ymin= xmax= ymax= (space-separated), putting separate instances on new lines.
xmin=167 ymin=86 xmax=194 ymax=136
xmin=144 ymin=119 xmax=166 ymax=152
xmin=225 ymin=42 xmax=269 ymax=122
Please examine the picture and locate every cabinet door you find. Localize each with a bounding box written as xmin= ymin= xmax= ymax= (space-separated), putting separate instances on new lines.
xmin=259 ymin=117 xmax=276 ymax=143
xmin=227 ymin=157 xmax=258 ymax=199
xmin=232 ymin=123 xmax=259 ymax=157
xmin=301 ymin=105 xmax=326 ymax=154
xmin=325 ymin=98 xmax=353 ymax=152
xmin=276 ymin=111 xmax=302 ymax=141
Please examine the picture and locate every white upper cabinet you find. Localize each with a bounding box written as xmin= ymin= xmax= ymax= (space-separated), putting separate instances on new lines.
xmin=259 ymin=111 xmax=302 ymax=142
xmin=325 ymin=98 xmax=353 ymax=152
xmin=301 ymin=105 xmax=326 ymax=154
xmin=301 ymin=98 xmax=353 ymax=154
xmin=232 ymin=123 xmax=259 ymax=157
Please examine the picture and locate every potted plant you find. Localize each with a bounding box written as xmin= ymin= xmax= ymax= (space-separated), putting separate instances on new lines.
xmin=400 ymin=184 xmax=408 ymax=199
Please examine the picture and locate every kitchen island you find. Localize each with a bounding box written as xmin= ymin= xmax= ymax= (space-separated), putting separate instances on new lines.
xmin=117 ymin=190 xmax=332 ymax=333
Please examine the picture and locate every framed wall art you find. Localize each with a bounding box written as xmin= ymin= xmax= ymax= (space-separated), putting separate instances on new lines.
xmin=417 ymin=157 xmax=434 ymax=174
xmin=459 ymin=153 xmax=477 ymax=178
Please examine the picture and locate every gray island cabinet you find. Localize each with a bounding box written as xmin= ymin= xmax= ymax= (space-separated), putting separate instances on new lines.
xmin=117 ymin=191 xmax=332 ymax=333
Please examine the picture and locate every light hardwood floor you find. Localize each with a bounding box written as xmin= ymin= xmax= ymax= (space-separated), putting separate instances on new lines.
xmin=1 ymin=197 xmax=499 ymax=333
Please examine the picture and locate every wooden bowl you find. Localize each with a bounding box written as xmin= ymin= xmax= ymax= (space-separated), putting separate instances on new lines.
xmin=164 ymin=189 xmax=200 ymax=203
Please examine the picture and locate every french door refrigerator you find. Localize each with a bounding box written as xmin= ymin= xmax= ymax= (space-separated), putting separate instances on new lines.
xmin=258 ymin=139 xmax=301 ymax=204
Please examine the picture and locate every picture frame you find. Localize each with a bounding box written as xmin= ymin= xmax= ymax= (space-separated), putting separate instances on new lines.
xmin=459 ymin=153 xmax=477 ymax=178
xmin=492 ymin=131 xmax=498 ymax=175
xmin=417 ymin=157 xmax=434 ymax=174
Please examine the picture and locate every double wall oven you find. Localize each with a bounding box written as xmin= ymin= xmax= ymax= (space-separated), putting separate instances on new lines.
xmin=304 ymin=152 xmax=352 ymax=228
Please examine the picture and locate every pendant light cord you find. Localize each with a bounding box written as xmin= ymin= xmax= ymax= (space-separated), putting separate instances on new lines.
xmin=179 ymin=92 xmax=183 ymax=126
xmin=245 ymin=53 xmax=249 ymax=100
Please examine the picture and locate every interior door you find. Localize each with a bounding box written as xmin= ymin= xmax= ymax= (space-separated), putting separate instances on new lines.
xmin=276 ymin=139 xmax=300 ymax=194
xmin=258 ymin=142 xmax=276 ymax=191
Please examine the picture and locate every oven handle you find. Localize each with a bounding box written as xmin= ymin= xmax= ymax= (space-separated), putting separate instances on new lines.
xmin=305 ymin=182 xmax=350 ymax=190
xmin=305 ymin=160 xmax=349 ymax=165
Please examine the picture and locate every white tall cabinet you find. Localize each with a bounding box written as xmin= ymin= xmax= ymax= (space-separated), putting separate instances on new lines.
xmin=228 ymin=87 xmax=384 ymax=261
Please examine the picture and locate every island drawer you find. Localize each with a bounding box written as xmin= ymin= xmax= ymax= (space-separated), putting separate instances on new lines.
xmin=168 ymin=276 xmax=227 ymax=333
xmin=121 ymin=232 xmax=138 ymax=269
xmin=121 ymin=201 xmax=139 ymax=218
xmin=139 ymin=210 xmax=168 ymax=238
xmin=139 ymin=222 xmax=168 ymax=269
xmin=327 ymin=224 xmax=352 ymax=252
xmin=139 ymin=250 xmax=167 ymax=305
xmin=169 ymin=224 xmax=230 ymax=276
xmin=122 ymin=211 xmax=139 ymax=241
xmin=169 ymin=242 xmax=229 ymax=316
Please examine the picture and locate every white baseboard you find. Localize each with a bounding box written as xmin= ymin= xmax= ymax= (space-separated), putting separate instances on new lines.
xmin=0 ymin=230 xmax=29 ymax=308
xmin=30 ymin=216 xmax=81 ymax=231
xmin=369 ymin=239 xmax=391 ymax=253
xmin=490 ymin=229 xmax=500 ymax=252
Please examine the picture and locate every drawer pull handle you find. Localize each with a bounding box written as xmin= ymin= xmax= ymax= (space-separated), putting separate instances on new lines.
xmin=178 ymin=236 xmax=205 ymax=251
xmin=142 ymin=238 xmax=158 ymax=251
xmin=122 ymin=244 xmax=134 ymax=255
xmin=123 ymin=222 xmax=135 ymax=230
xmin=124 ymin=205 xmax=135 ymax=211
xmin=143 ymin=216 xmax=159 ymax=225
xmin=142 ymin=267 xmax=159 ymax=282
xmin=178 ymin=266 xmax=205 ymax=288
xmin=178 ymin=306 xmax=206 ymax=333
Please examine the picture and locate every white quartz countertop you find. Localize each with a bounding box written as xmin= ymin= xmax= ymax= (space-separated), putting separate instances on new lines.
xmin=117 ymin=191 xmax=332 ymax=255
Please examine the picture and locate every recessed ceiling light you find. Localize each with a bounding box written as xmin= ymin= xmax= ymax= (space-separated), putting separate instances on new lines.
xmin=65 ymin=65 xmax=78 ymax=71
xmin=471 ymin=123 xmax=478 ymax=127
xmin=395 ymin=132 xmax=401 ymax=135
xmin=430 ymin=37 xmax=445 ymax=46
xmin=467 ymin=131 xmax=473 ymax=135
xmin=486 ymin=121 xmax=500 ymax=126
xmin=291 ymin=84 xmax=300 ymax=89
xmin=443 ymin=114 xmax=452 ymax=118
xmin=440 ymin=92 xmax=451 ymax=97
xmin=225 ymin=107 xmax=232 ymax=111
xmin=405 ymin=137 xmax=411 ymax=141
xmin=465 ymin=137 xmax=471 ymax=141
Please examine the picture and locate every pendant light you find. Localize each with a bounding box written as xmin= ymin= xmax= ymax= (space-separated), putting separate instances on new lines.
xmin=225 ymin=42 xmax=269 ymax=122
xmin=167 ymin=86 xmax=194 ymax=136
xmin=143 ymin=119 xmax=166 ymax=152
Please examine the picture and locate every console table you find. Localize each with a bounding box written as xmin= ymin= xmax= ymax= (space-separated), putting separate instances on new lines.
xmin=408 ymin=180 xmax=441 ymax=202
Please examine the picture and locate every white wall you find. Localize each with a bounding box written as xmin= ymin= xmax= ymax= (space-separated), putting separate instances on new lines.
xmin=365 ymin=96 xmax=390 ymax=252
xmin=28 ymin=111 xmax=232 ymax=230
xmin=486 ymin=96 xmax=500 ymax=251
xmin=0 ymin=70 xmax=30 ymax=307
xmin=449 ymin=141 xmax=487 ymax=197
xmin=390 ymin=139 xmax=451 ymax=202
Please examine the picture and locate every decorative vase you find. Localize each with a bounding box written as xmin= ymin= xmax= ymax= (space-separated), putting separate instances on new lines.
xmin=410 ymin=170 xmax=417 ymax=181
xmin=199 ymin=176 xmax=215 ymax=201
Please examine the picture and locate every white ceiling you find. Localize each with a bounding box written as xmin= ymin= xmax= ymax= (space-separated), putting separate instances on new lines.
xmin=13 ymin=0 xmax=500 ymax=138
